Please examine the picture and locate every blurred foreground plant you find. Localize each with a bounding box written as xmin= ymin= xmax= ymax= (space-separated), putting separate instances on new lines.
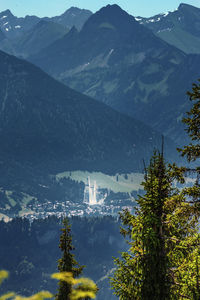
xmin=52 ymin=272 xmax=97 ymax=299
xmin=0 ymin=270 xmax=97 ymax=300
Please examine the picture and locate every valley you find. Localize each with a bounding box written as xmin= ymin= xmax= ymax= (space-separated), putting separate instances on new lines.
xmin=0 ymin=2 xmax=200 ymax=299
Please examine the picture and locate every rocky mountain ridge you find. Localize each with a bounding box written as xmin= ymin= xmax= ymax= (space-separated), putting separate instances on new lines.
xmin=0 ymin=7 xmax=92 ymax=38
xmin=29 ymin=4 xmax=199 ymax=143
xmin=136 ymin=3 xmax=200 ymax=54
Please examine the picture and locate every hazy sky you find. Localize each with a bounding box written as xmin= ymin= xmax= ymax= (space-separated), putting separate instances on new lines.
xmin=0 ymin=0 xmax=200 ymax=17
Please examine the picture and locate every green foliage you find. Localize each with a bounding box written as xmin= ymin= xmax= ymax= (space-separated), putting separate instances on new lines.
xmin=0 ymin=216 xmax=122 ymax=297
xmin=14 ymin=291 xmax=53 ymax=300
xmin=0 ymin=271 xmax=9 ymax=285
xmin=0 ymin=270 xmax=97 ymax=300
xmin=110 ymin=151 xmax=200 ymax=299
xmin=0 ymin=270 xmax=52 ymax=300
xmin=176 ymin=78 xmax=200 ymax=237
xmin=174 ymin=79 xmax=200 ymax=298
xmin=55 ymin=218 xmax=84 ymax=300
xmin=178 ymin=79 xmax=200 ymax=162
xmin=52 ymin=272 xmax=97 ymax=300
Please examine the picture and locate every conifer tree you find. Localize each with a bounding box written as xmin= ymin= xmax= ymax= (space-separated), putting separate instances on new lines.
xmin=173 ymin=79 xmax=200 ymax=299
xmin=110 ymin=150 xmax=200 ymax=299
xmin=177 ymin=79 xmax=200 ymax=204
xmin=56 ymin=218 xmax=84 ymax=300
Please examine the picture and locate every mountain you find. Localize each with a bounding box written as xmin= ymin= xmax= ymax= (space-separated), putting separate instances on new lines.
xmin=0 ymin=49 xmax=174 ymax=175
xmin=137 ymin=3 xmax=200 ymax=54
xmin=0 ymin=48 xmax=179 ymax=215
xmin=0 ymin=7 xmax=92 ymax=57
xmin=0 ymin=7 xmax=92 ymax=41
xmin=16 ymin=20 xmax=68 ymax=57
xmin=0 ymin=9 xmax=40 ymax=38
xmin=29 ymin=4 xmax=199 ymax=143
xmin=31 ymin=4 xmax=172 ymax=75
xmin=45 ymin=7 xmax=92 ymax=30
xmin=0 ymin=20 xmax=68 ymax=58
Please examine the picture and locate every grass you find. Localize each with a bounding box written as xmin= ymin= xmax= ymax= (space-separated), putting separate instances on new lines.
xmin=18 ymin=193 xmax=35 ymax=217
xmin=0 ymin=190 xmax=35 ymax=220
xmin=5 ymin=191 xmax=16 ymax=207
xmin=56 ymin=171 xmax=144 ymax=193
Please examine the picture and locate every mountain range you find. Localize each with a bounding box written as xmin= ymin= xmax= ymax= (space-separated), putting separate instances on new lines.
xmin=0 ymin=20 xmax=69 ymax=58
xmin=0 ymin=4 xmax=199 ymax=298
xmin=29 ymin=4 xmax=200 ymax=143
xmin=0 ymin=7 xmax=92 ymax=57
xmin=44 ymin=7 xmax=92 ymax=30
xmin=0 ymin=7 xmax=92 ymax=37
xmin=0 ymin=3 xmax=198 ymax=216
xmin=0 ymin=9 xmax=39 ymax=38
xmin=137 ymin=3 xmax=200 ymax=54
xmin=0 ymin=46 xmax=179 ymax=215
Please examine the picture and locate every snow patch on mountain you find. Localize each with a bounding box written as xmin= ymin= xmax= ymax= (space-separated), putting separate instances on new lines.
xmin=162 ymin=12 xmax=169 ymax=17
xmin=135 ymin=17 xmax=142 ymax=21
xmin=147 ymin=19 xmax=156 ymax=23
xmin=144 ymin=16 xmax=162 ymax=24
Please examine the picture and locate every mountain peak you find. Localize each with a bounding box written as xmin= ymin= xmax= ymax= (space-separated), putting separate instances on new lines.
xmin=64 ymin=7 xmax=89 ymax=14
xmin=178 ymin=3 xmax=199 ymax=11
xmin=81 ymin=4 xmax=137 ymax=34
xmin=103 ymin=4 xmax=123 ymax=10
xmin=62 ymin=7 xmax=82 ymax=15
xmin=0 ymin=9 xmax=13 ymax=16
xmin=49 ymin=6 xmax=92 ymax=30
xmin=59 ymin=6 xmax=92 ymax=20
xmin=97 ymin=4 xmax=131 ymax=18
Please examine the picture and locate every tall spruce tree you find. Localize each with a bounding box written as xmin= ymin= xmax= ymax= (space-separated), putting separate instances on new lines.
xmin=110 ymin=150 xmax=200 ymax=299
xmin=173 ymin=79 xmax=200 ymax=299
xmin=177 ymin=79 xmax=200 ymax=204
xmin=56 ymin=218 xmax=84 ymax=300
